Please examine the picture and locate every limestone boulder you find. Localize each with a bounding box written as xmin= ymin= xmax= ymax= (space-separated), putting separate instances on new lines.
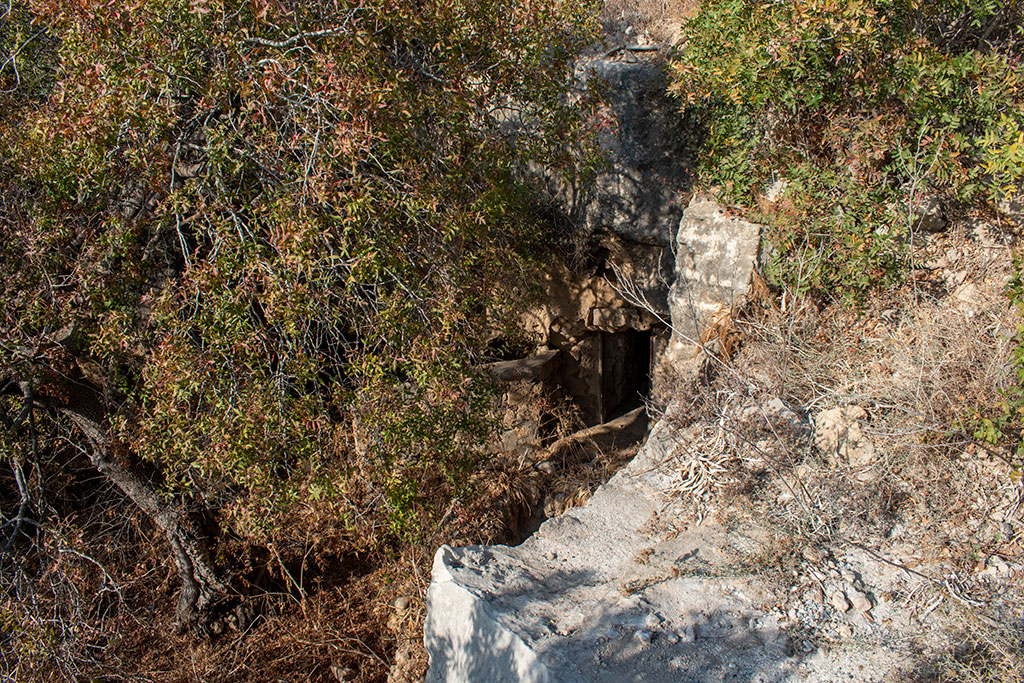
xmin=423 ymin=418 xmax=794 ymax=682
xmin=667 ymin=196 xmax=761 ymax=363
xmin=909 ymin=193 xmax=946 ymax=233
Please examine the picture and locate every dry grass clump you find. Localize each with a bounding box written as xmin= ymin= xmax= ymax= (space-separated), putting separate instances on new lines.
xmin=902 ymin=617 xmax=1024 ymax=683
xmin=600 ymin=0 xmax=698 ymax=44
xmin=936 ymin=624 xmax=1024 ymax=683
xmin=673 ymin=232 xmax=1024 ymax=679
xmin=730 ymin=270 xmax=1022 ymax=542
xmin=664 ymin=421 xmax=730 ymax=499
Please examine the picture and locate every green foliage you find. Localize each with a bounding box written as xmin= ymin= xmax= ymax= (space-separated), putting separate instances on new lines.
xmin=758 ymin=162 xmax=909 ymax=298
xmin=0 ymin=1 xmax=59 ymax=101
xmin=670 ymin=0 xmax=1024 ymax=299
xmin=0 ymin=0 xmax=600 ymax=548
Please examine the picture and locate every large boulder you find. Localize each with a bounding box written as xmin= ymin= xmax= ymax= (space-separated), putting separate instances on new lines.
xmin=666 ymin=196 xmax=761 ymax=364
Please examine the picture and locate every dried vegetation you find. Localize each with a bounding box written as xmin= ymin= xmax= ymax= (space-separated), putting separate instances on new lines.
xmin=663 ymin=222 xmax=1024 ymax=680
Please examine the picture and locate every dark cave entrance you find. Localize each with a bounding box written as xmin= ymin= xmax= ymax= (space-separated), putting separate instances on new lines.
xmin=599 ymin=328 xmax=652 ymax=423
xmin=481 ymin=319 xmax=663 ymax=544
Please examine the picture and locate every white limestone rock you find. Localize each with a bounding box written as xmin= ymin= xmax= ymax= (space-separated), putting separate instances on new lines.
xmin=424 ymin=419 xmax=797 ymax=682
xmin=813 ymin=405 xmax=876 ymax=468
xmin=667 ymin=196 xmax=761 ymax=366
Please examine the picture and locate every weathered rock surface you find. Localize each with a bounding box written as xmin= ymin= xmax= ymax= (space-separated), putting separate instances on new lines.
xmin=813 ymin=405 xmax=876 ymax=469
xmin=540 ymin=57 xmax=690 ymax=247
xmin=666 ymin=195 xmax=761 ymax=365
xmin=424 ymin=410 xmax=926 ymax=682
xmin=484 ymin=350 xmax=564 ymax=459
xmin=998 ymin=191 xmax=1024 ymax=227
xmin=424 ymin=418 xmax=792 ymax=683
xmin=908 ymin=192 xmax=947 ymax=233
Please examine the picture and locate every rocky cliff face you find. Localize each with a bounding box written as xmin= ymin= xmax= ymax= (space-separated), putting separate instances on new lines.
xmin=422 ymin=197 xmax=783 ymax=682
xmin=566 ymin=57 xmax=691 ymax=248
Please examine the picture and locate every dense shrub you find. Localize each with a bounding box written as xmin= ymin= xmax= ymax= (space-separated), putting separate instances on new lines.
xmin=669 ymin=0 xmax=1024 ymax=299
xmin=0 ymin=0 xmax=601 ymax=662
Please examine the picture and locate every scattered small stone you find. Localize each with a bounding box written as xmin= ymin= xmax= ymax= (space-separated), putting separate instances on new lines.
xmin=802 ymin=547 xmax=825 ymax=564
xmin=394 ymin=596 xmax=411 ymax=611
xmin=982 ymin=557 xmax=1011 ymax=579
xmin=836 ymin=623 xmax=853 ymax=638
xmin=855 ymin=469 xmax=877 ymax=483
xmin=643 ymin=612 xmax=663 ymax=629
xmin=846 ymin=587 xmax=873 ymax=613
xmin=840 ymin=569 xmax=856 ymax=584
xmin=830 ymin=591 xmax=851 ymax=613
xmin=330 ymin=663 xmax=355 ymax=682
xmin=537 ymin=461 xmax=556 ymax=474
xmin=805 ymin=585 xmax=825 ymax=604
xmin=765 ymin=179 xmax=789 ymax=204
xmin=680 ymin=624 xmax=696 ymax=643
xmin=814 ymin=405 xmax=875 ymax=467
xmin=634 ymin=629 xmax=652 ymax=645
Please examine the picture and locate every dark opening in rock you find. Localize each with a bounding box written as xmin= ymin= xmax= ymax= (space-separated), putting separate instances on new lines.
xmin=600 ymin=328 xmax=651 ymax=422
xmin=552 ymin=324 xmax=657 ymax=428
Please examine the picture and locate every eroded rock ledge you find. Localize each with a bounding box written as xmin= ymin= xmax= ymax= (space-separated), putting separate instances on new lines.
xmin=424 ymin=416 xmax=795 ymax=683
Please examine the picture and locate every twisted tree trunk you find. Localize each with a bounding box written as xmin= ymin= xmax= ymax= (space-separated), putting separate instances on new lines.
xmin=63 ymin=409 xmax=227 ymax=630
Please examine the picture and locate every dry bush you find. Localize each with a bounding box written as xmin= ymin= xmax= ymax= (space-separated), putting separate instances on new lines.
xmin=0 ymin=451 xmax=177 ymax=682
xmin=686 ymin=238 xmax=1024 ymax=677
xmin=728 ymin=270 xmax=1022 ymax=543
xmin=907 ymin=618 xmax=1024 ymax=683
xmin=115 ymin=571 xmax=395 ymax=683
xmin=736 ymin=243 xmax=1016 ymax=441
xmin=460 ymin=464 xmax=541 ymax=544
xmin=939 ymin=629 xmax=1024 ymax=683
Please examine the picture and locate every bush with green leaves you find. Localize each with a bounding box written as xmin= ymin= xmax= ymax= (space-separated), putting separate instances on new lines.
xmin=669 ymin=0 xmax=1024 ymax=299
xmin=0 ymin=0 xmax=601 ymax=638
